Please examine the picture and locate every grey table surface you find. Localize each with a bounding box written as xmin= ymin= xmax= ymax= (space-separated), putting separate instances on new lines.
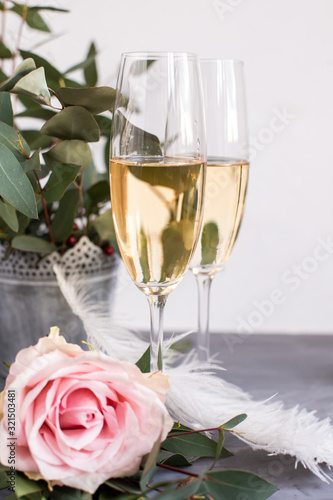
xmin=198 ymin=333 xmax=333 ymax=500
xmin=1 ymin=333 xmax=332 ymax=499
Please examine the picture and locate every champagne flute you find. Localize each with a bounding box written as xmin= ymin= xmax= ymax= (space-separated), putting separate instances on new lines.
xmin=190 ymin=59 xmax=249 ymax=361
xmin=110 ymin=52 xmax=206 ymax=371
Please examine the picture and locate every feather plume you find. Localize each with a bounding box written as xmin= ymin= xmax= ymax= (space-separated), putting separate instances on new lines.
xmin=54 ymin=265 xmax=333 ymax=482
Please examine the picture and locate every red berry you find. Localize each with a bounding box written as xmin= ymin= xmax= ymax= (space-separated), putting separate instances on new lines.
xmin=103 ymin=244 xmax=115 ymax=256
xmin=73 ymin=222 xmax=78 ymax=231
xmin=66 ymin=235 xmax=77 ymax=247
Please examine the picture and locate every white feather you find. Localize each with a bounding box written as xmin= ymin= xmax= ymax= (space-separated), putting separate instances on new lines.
xmin=54 ymin=265 xmax=333 ymax=482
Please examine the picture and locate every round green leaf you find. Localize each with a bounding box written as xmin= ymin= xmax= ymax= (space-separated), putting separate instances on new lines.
xmin=11 ymin=67 xmax=51 ymax=106
xmin=0 ymin=58 xmax=36 ymax=92
xmin=0 ymin=199 xmax=19 ymax=232
xmin=41 ymin=106 xmax=100 ymax=142
xmin=56 ymin=86 xmax=116 ymax=115
xmin=0 ymin=41 xmax=12 ymax=59
xmin=43 ymin=140 xmax=92 ymax=171
xmin=0 ymin=144 xmax=38 ymax=218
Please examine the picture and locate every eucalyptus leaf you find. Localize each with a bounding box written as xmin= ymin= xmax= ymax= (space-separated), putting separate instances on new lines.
xmin=51 ymin=189 xmax=79 ymax=242
xmin=210 ymin=429 xmax=225 ymax=470
xmin=104 ymin=478 xmax=142 ymax=495
xmin=20 ymin=50 xmax=63 ymax=83
xmin=64 ymin=53 xmax=97 ymax=76
xmin=201 ymin=221 xmax=219 ymax=266
xmin=160 ymin=454 xmax=192 ymax=467
xmin=0 ymin=121 xmax=30 ymax=161
xmin=13 ymin=471 xmax=43 ymax=497
xmin=0 ymin=40 xmax=12 ymax=58
xmin=0 ymin=144 xmax=37 ymax=218
xmin=0 ymin=469 xmax=8 ymax=488
xmin=140 ymin=436 xmax=161 ymax=490
xmin=50 ymin=485 xmax=92 ymax=499
xmin=11 ymin=67 xmax=51 ymax=105
xmin=91 ymin=209 xmax=116 ymax=241
xmin=120 ymin=121 xmax=162 ymax=157
xmin=57 ymin=86 xmax=116 ymax=115
xmin=10 ymin=3 xmax=51 ymax=32
xmin=162 ymin=427 xmax=225 ymax=458
xmin=28 ymin=6 xmax=69 ymax=12
xmin=12 ymin=235 xmax=56 ymax=253
xmin=204 ymin=470 xmax=278 ymax=500
xmin=16 ymin=107 xmax=56 ymax=120
xmin=0 ymin=199 xmax=19 ymax=232
xmin=41 ymin=106 xmax=100 ymax=142
xmin=152 ymin=477 xmax=201 ymax=500
xmin=86 ymin=180 xmax=110 ymax=204
xmin=43 ymin=163 xmax=80 ymax=202
xmin=44 ymin=140 xmax=92 ymax=172
xmin=0 ymin=92 xmax=14 ymax=126
xmin=95 ymin=115 xmax=112 ymax=136
xmin=22 ymin=129 xmax=53 ymax=151
xmin=136 ymin=346 xmax=150 ymax=374
xmin=221 ymin=413 xmax=247 ymax=430
xmin=84 ymin=42 xmax=98 ymax=87
xmin=23 ymin=149 xmax=41 ymax=173
xmin=0 ymin=58 xmax=36 ymax=92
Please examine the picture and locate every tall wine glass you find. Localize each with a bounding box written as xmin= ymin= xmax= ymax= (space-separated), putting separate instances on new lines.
xmin=190 ymin=59 xmax=249 ymax=361
xmin=110 ymin=52 xmax=206 ymax=371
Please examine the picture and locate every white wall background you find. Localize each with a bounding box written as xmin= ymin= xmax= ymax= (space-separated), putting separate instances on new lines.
xmin=5 ymin=0 xmax=333 ymax=334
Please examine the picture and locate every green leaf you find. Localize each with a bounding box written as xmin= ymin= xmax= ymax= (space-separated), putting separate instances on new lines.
xmin=13 ymin=471 xmax=43 ymax=497
xmin=16 ymin=107 xmax=56 ymax=120
xmin=152 ymin=477 xmax=201 ymax=500
xmin=0 ymin=198 xmax=19 ymax=231
xmin=162 ymin=427 xmax=225 ymax=458
xmin=0 ymin=469 xmax=8 ymax=488
xmin=0 ymin=92 xmax=14 ymax=126
xmin=23 ymin=149 xmax=41 ymax=173
xmin=221 ymin=413 xmax=247 ymax=430
xmin=21 ymin=129 xmax=53 ymax=151
xmin=0 ymin=40 xmax=12 ymax=58
xmin=20 ymin=50 xmax=63 ymax=83
xmin=57 ymin=86 xmax=116 ymax=115
xmin=0 ymin=144 xmax=38 ymax=218
xmin=10 ymin=67 xmax=51 ymax=105
xmin=136 ymin=346 xmax=150 ymax=374
xmin=86 ymin=180 xmax=110 ymax=204
xmin=43 ymin=163 xmax=80 ymax=202
xmin=84 ymin=42 xmax=98 ymax=87
xmin=201 ymin=222 xmax=219 ymax=266
xmin=95 ymin=115 xmax=112 ymax=136
xmin=91 ymin=209 xmax=116 ymax=241
xmin=43 ymin=140 xmax=92 ymax=172
xmin=51 ymin=189 xmax=79 ymax=242
xmin=204 ymin=470 xmax=278 ymax=500
xmin=10 ymin=3 xmax=51 ymax=32
xmin=140 ymin=436 xmax=161 ymax=490
xmin=119 ymin=121 xmax=162 ymax=157
xmin=41 ymin=106 xmax=100 ymax=142
xmin=0 ymin=121 xmax=30 ymax=161
xmin=49 ymin=485 xmax=92 ymax=499
xmin=211 ymin=429 xmax=224 ymax=470
xmin=65 ymin=53 xmax=98 ymax=77
xmin=104 ymin=478 xmax=142 ymax=495
xmin=160 ymin=454 xmax=192 ymax=467
xmin=12 ymin=235 xmax=56 ymax=253
xmin=0 ymin=58 xmax=36 ymax=92
xmin=28 ymin=6 xmax=69 ymax=12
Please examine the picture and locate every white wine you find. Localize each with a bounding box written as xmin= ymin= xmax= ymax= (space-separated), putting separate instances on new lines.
xmin=110 ymin=156 xmax=205 ymax=295
xmin=190 ymin=158 xmax=249 ymax=275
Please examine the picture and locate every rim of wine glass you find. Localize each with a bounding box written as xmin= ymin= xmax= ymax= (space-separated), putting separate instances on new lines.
xmin=200 ymin=58 xmax=244 ymax=65
xmin=121 ymin=51 xmax=199 ymax=60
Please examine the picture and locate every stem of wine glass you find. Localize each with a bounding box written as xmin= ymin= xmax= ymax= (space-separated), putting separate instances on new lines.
xmin=147 ymin=295 xmax=168 ymax=372
xmin=195 ymin=273 xmax=214 ymax=361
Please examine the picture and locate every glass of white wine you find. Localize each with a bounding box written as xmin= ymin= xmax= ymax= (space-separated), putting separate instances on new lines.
xmin=110 ymin=52 xmax=206 ymax=371
xmin=190 ymin=59 xmax=249 ymax=361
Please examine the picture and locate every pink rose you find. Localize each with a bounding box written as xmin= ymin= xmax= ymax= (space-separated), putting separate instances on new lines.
xmin=0 ymin=328 xmax=173 ymax=493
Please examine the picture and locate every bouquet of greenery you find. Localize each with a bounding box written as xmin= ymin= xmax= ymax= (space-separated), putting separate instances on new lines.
xmin=0 ymin=2 xmax=117 ymax=258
